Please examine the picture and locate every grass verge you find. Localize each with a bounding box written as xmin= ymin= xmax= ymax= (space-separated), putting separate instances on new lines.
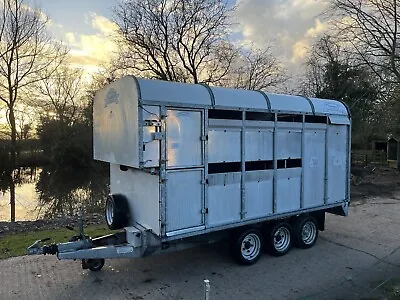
xmin=0 ymin=224 xmax=112 ymax=260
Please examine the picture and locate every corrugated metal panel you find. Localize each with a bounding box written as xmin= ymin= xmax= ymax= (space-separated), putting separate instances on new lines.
xmin=245 ymin=129 xmax=273 ymax=161
xmin=276 ymin=168 xmax=301 ymax=213
xmin=110 ymin=164 xmax=160 ymax=235
xmin=310 ymin=98 xmax=348 ymax=116
xmin=167 ymin=110 xmax=202 ymax=168
xmin=276 ymin=122 xmax=302 ymax=129
xmin=209 ymin=119 xmax=242 ymax=127
xmin=245 ymin=170 xmax=273 ymax=219
xmin=303 ymin=129 xmax=325 ymax=208
xmin=166 ymin=170 xmax=203 ymax=232
xmin=210 ymin=86 xmax=268 ymax=109
xmin=329 ymin=115 xmax=350 ymax=125
xmin=327 ymin=125 xmax=347 ymax=203
xmin=276 ymin=129 xmax=302 ymax=159
xmin=267 ymin=93 xmax=313 ymax=113
xmin=245 ymin=120 xmax=274 ymax=129
xmin=93 ymin=76 xmax=139 ymax=167
xmin=137 ymin=77 xmax=212 ymax=106
xmin=304 ymin=123 xmax=327 ymax=130
xmin=208 ymin=128 xmax=241 ymax=163
xmin=208 ymin=172 xmax=241 ymax=226
xmin=142 ymin=105 xmax=160 ymax=167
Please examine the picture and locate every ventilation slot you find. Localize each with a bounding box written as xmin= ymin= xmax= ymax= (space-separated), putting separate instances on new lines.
xmin=208 ymin=162 xmax=241 ymax=174
xmin=208 ymin=109 xmax=242 ymax=120
xmin=246 ymin=112 xmax=274 ymax=121
xmin=277 ymin=159 xmax=302 ymax=169
xmin=245 ymin=160 xmax=273 ymax=171
xmin=305 ymin=115 xmax=327 ymax=124
xmin=277 ymin=114 xmax=303 ymax=123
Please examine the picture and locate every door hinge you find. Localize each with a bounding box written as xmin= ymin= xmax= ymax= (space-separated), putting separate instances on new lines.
xmin=152 ymin=132 xmax=165 ymax=140
xmin=201 ymin=179 xmax=208 ymax=184
xmin=144 ymin=120 xmax=162 ymax=127
xmin=200 ymin=135 xmax=208 ymax=141
xmin=201 ymin=208 xmax=209 ymax=214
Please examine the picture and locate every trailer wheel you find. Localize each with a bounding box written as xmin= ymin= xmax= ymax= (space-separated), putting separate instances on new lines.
xmin=231 ymin=228 xmax=264 ymax=265
xmin=87 ymin=259 xmax=105 ymax=272
xmin=265 ymin=222 xmax=292 ymax=256
xmin=293 ymin=216 xmax=318 ymax=249
xmin=105 ymin=194 xmax=130 ymax=230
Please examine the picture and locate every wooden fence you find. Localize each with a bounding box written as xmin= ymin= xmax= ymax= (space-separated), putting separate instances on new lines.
xmin=351 ymin=150 xmax=387 ymax=166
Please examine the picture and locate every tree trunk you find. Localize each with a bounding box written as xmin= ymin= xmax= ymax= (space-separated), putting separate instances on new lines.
xmin=8 ymin=172 xmax=15 ymax=222
xmin=8 ymin=107 xmax=17 ymax=222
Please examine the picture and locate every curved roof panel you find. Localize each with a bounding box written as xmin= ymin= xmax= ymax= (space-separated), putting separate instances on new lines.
xmin=136 ymin=77 xmax=212 ymax=106
xmin=266 ymin=93 xmax=313 ymax=114
xmin=129 ymin=76 xmax=349 ymax=117
xmin=210 ymin=86 xmax=268 ymax=110
xmin=310 ymin=98 xmax=348 ymax=116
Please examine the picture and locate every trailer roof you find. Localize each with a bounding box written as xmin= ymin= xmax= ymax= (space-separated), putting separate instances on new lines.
xmin=137 ymin=77 xmax=212 ymax=106
xmin=132 ymin=76 xmax=349 ymax=116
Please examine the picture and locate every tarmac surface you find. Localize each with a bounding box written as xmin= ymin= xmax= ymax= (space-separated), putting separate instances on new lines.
xmin=1 ymin=195 xmax=400 ymax=300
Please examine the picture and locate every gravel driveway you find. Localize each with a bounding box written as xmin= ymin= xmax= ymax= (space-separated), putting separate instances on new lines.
xmin=1 ymin=195 xmax=400 ymax=300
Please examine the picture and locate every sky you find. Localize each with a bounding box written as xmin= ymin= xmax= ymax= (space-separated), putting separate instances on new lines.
xmin=0 ymin=0 xmax=329 ymax=130
xmin=40 ymin=0 xmax=329 ymax=80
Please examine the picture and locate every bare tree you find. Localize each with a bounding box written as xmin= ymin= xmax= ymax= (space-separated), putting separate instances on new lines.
xmin=329 ymin=0 xmax=400 ymax=83
xmin=113 ymin=0 xmax=237 ymax=84
xmin=227 ymin=45 xmax=286 ymax=91
xmin=302 ymin=35 xmax=382 ymax=147
xmin=301 ymin=36 xmax=343 ymax=97
xmin=33 ymin=66 xmax=84 ymax=125
xmin=0 ymin=0 xmax=66 ymax=222
xmin=14 ymin=107 xmax=34 ymax=139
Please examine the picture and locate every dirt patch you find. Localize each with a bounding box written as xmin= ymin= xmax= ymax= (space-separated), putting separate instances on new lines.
xmin=351 ymin=166 xmax=400 ymax=202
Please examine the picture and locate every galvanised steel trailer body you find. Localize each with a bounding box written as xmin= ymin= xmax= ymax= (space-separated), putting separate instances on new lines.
xmin=28 ymin=76 xmax=351 ymax=270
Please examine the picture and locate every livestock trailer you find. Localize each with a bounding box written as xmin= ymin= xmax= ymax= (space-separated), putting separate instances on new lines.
xmin=28 ymin=76 xmax=351 ymax=271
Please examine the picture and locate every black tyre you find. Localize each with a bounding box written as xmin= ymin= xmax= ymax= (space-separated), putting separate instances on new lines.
xmin=293 ymin=216 xmax=318 ymax=249
xmin=105 ymin=194 xmax=130 ymax=230
xmin=231 ymin=228 xmax=264 ymax=265
xmin=265 ymin=222 xmax=292 ymax=256
xmin=87 ymin=259 xmax=105 ymax=272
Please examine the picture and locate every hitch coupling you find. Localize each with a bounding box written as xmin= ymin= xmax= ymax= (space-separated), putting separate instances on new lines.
xmin=27 ymin=238 xmax=92 ymax=256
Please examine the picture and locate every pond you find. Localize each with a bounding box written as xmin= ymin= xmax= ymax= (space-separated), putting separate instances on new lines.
xmin=0 ymin=166 xmax=109 ymax=222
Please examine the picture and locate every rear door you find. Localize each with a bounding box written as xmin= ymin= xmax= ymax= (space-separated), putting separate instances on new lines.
xmin=165 ymin=109 xmax=205 ymax=234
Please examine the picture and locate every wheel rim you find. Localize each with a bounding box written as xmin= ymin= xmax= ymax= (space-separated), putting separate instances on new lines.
xmin=105 ymin=199 xmax=114 ymax=226
xmin=273 ymin=226 xmax=290 ymax=252
xmin=241 ymin=233 xmax=261 ymax=261
xmin=301 ymin=221 xmax=317 ymax=245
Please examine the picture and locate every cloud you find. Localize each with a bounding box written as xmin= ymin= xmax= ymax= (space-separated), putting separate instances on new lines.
xmin=306 ymin=19 xmax=327 ymax=38
xmin=90 ymin=13 xmax=119 ymax=35
xmin=65 ymin=32 xmax=76 ymax=44
xmin=234 ymin=0 xmax=329 ymax=66
xmin=59 ymin=13 xmax=118 ymax=75
xmin=291 ymin=39 xmax=309 ymax=63
xmin=291 ymin=19 xmax=327 ymax=63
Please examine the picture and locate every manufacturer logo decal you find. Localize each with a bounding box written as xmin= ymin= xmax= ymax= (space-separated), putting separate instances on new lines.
xmin=104 ymin=88 xmax=119 ymax=107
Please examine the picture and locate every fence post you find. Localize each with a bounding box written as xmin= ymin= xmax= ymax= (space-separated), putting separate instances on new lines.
xmin=204 ymin=279 xmax=210 ymax=300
